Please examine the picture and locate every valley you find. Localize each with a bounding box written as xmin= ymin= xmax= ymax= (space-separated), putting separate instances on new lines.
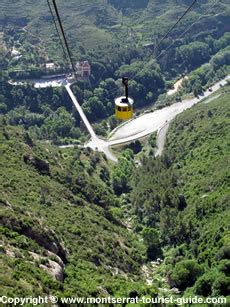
xmin=1 ymin=85 xmax=229 ymax=299
xmin=0 ymin=0 xmax=230 ymax=303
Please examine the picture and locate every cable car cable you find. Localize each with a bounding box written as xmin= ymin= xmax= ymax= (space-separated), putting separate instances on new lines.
xmin=108 ymin=0 xmax=218 ymax=99
xmin=154 ymin=0 xmax=197 ymax=54
xmin=46 ymin=0 xmax=67 ymax=60
xmin=136 ymin=0 xmax=198 ymax=76
xmin=153 ymin=0 xmax=219 ymax=62
xmin=51 ymin=0 xmax=77 ymax=77
xmin=109 ymin=0 xmax=199 ymax=99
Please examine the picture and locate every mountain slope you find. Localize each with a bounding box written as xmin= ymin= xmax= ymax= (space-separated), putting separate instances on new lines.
xmin=1 ymin=0 xmax=229 ymax=62
xmin=131 ymin=86 xmax=230 ymax=296
xmin=0 ymin=120 xmax=148 ymax=297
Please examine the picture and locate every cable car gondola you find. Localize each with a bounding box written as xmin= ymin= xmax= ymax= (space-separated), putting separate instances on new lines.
xmin=115 ymin=77 xmax=134 ymax=121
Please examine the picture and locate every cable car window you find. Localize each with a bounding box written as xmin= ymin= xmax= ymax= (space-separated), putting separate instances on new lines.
xmin=128 ymin=106 xmax=131 ymax=111
xmin=118 ymin=107 xmax=121 ymax=111
xmin=123 ymin=107 xmax=127 ymax=112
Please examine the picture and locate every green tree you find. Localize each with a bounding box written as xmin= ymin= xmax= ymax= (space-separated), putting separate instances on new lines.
xmin=192 ymin=79 xmax=203 ymax=97
xmin=142 ymin=227 xmax=162 ymax=260
xmin=171 ymin=260 xmax=203 ymax=290
xmin=112 ymin=149 xmax=134 ymax=195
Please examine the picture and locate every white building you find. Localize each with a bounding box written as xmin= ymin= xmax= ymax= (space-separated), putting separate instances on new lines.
xmin=45 ymin=62 xmax=56 ymax=70
xmin=11 ymin=47 xmax=21 ymax=57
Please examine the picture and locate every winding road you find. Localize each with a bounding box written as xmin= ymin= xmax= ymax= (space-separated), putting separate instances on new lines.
xmin=9 ymin=75 xmax=229 ymax=162
xmin=108 ymin=76 xmax=229 ymax=155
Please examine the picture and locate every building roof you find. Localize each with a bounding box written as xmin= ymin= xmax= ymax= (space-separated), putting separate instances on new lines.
xmin=45 ymin=63 xmax=55 ymax=69
xmin=76 ymin=61 xmax=90 ymax=68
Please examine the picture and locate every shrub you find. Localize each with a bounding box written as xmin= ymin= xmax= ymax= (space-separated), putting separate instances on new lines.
xmin=218 ymin=259 xmax=230 ymax=275
xmin=194 ymin=271 xmax=217 ymax=296
xmin=212 ymin=276 xmax=230 ymax=296
xmin=216 ymin=246 xmax=230 ymax=261
xmin=171 ymin=260 xmax=203 ymax=290
xmin=142 ymin=227 xmax=162 ymax=260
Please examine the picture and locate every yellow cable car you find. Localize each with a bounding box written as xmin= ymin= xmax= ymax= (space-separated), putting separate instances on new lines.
xmin=115 ymin=77 xmax=134 ymax=120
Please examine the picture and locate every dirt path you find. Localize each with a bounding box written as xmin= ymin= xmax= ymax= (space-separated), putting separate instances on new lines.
xmin=167 ymin=76 xmax=188 ymax=96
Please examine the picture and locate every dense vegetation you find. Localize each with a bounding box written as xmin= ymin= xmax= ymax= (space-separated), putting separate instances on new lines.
xmin=181 ymin=39 xmax=230 ymax=96
xmin=0 ymin=0 xmax=229 ymax=132
xmin=1 ymin=0 xmax=230 ymax=301
xmin=0 ymin=81 xmax=87 ymax=144
xmin=0 ymin=118 xmax=150 ymax=297
xmin=130 ymin=88 xmax=230 ymax=297
xmin=1 ymin=80 xmax=229 ymax=300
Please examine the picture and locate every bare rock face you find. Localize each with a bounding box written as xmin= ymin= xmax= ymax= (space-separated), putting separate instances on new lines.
xmin=23 ymin=154 xmax=50 ymax=175
xmin=47 ymin=251 xmax=65 ymax=268
xmin=1 ymin=215 xmax=67 ymax=263
xmin=5 ymin=249 xmax=15 ymax=258
xmin=40 ymin=260 xmax=64 ymax=282
xmin=24 ymin=226 xmax=67 ymax=263
xmin=30 ymin=252 xmax=64 ymax=282
xmin=1 ymin=199 xmax=13 ymax=210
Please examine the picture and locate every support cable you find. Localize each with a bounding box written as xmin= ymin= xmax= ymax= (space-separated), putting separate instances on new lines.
xmin=51 ymin=0 xmax=77 ymax=77
xmin=154 ymin=0 xmax=198 ymax=53
xmin=46 ymin=0 xmax=67 ymax=60
xmin=153 ymin=0 xmax=219 ymax=62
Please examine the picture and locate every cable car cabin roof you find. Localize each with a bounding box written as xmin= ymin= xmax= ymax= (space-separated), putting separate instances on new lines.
xmin=115 ymin=96 xmax=134 ymax=107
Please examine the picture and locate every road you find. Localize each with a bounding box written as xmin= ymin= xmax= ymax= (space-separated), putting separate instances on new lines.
xmin=9 ymin=74 xmax=229 ymax=162
xmin=64 ymin=81 xmax=118 ymax=162
xmin=86 ymin=137 xmax=118 ymax=162
xmin=108 ymin=76 xmax=229 ymax=156
xmin=154 ymin=92 xmax=223 ymax=157
xmin=155 ymin=122 xmax=170 ymax=157
xmin=67 ymin=75 xmax=228 ymax=160
xmin=10 ymin=77 xmax=118 ymax=161
xmin=65 ymin=82 xmax=96 ymax=139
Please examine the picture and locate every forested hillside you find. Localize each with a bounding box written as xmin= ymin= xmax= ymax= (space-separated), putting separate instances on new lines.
xmin=0 ymin=118 xmax=148 ymax=297
xmin=131 ymin=88 xmax=230 ymax=296
xmin=0 ymin=0 xmax=230 ymax=301
xmin=1 ymin=79 xmax=229 ymax=300
xmin=0 ymin=0 xmax=229 ymax=131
